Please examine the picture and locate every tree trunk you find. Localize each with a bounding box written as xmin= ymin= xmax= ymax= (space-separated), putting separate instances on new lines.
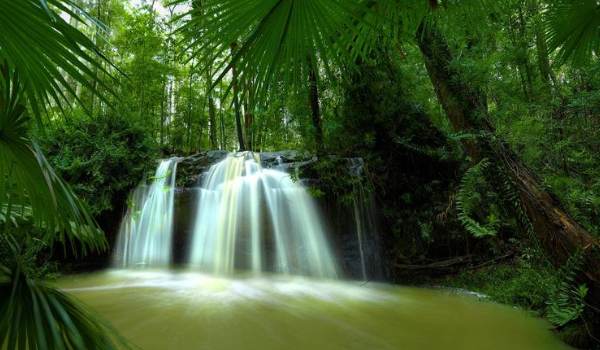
xmin=219 ymin=80 xmax=227 ymax=150
xmin=187 ymin=63 xmax=194 ymax=152
xmin=243 ymin=86 xmax=254 ymax=151
xmin=206 ymin=67 xmax=218 ymax=150
xmin=416 ymin=20 xmax=600 ymax=337
xmin=308 ymin=63 xmax=324 ymax=154
xmin=208 ymin=97 xmax=218 ymax=150
xmin=231 ymin=43 xmax=245 ymax=151
xmin=160 ymin=77 xmax=166 ymax=147
xmin=517 ymin=6 xmax=534 ymax=100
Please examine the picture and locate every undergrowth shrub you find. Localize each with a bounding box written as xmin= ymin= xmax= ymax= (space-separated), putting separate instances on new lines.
xmin=39 ymin=112 xmax=158 ymax=216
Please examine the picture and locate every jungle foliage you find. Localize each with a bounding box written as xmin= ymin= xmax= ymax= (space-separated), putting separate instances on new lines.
xmin=3 ymin=0 xmax=600 ymax=349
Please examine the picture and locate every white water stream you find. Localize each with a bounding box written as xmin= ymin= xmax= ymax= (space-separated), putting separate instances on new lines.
xmin=188 ymin=152 xmax=338 ymax=278
xmin=113 ymin=159 xmax=179 ymax=268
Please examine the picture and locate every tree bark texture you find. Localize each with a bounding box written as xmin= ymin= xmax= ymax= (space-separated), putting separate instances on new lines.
xmin=416 ymin=20 xmax=600 ymax=337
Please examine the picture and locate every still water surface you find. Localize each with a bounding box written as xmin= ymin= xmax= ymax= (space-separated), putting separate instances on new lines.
xmin=57 ymin=271 xmax=570 ymax=350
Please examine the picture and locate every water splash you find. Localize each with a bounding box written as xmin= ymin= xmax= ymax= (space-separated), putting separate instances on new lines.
xmin=188 ymin=152 xmax=338 ymax=279
xmin=113 ymin=159 xmax=179 ymax=268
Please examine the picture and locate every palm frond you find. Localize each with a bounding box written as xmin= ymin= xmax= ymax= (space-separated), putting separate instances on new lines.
xmin=544 ymin=0 xmax=600 ymax=66
xmin=173 ymin=0 xmax=390 ymax=106
xmin=0 ymin=68 xmax=106 ymax=254
xmin=172 ymin=0 xmax=510 ymax=106
xmin=0 ymin=0 xmax=118 ymax=124
xmin=0 ymin=237 xmax=131 ymax=350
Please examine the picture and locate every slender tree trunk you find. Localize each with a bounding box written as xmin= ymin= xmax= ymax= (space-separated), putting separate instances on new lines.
xmin=308 ymin=63 xmax=324 ymax=154
xmin=139 ymin=0 xmax=157 ymax=120
xmin=517 ymin=6 xmax=534 ymax=99
xmin=243 ymin=86 xmax=254 ymax=151
xmin=206 ymin=67 xmax=218 ymax=150
xmin=416 ymin=21 xmax=600 ymax=338
xmin=507 ymin=15 xmax=530 ymax=101
xmin=89 ymin=0 xmax=103 ymax=116
xmin=187 ymin=63 xmax=195 ymax=152
xmin=219 ymin=80 xmax=227 ymax=150
xmin=208 ymin=97 xmax=218 ymax=149
xmin=160 ymin=76 xmax=166 ymax=147
xmin=233 ymin=90 xmax=245 ymax=151
xmin=231 ymin=42 xmax=245 ymax=151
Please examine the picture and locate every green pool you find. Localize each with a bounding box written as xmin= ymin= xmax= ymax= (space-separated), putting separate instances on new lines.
xmin=57 ymin=270 xmax=570 ymax=350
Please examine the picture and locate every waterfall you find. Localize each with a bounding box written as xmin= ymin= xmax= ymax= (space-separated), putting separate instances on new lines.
xmin=188 ymin=152 xmax=338 ymax=279
xmin=113 ymin=159 xmax=179 ymax=268
xmin=348 ymin=158 xmax=382 ymax=281
xmin=112 ymin=152 xmax=379 ymax=280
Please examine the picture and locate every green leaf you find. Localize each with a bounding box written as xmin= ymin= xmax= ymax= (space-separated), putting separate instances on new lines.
xmin=0 ymin=70 xmax=106 ymax=255
xmin=544 ymin=0 xmax=600 ymax=66
xmin=0 ymin=237 xmax=131 ymax=350
xmin=0 ymin=0 xmax=119 ymax=125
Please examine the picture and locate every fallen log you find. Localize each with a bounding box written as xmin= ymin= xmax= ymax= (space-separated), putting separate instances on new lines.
xmin=393 ymin=254 xmax=513 ymax=276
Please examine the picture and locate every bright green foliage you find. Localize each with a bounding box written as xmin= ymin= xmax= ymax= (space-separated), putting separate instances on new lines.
xmin=3 ymin=0 xmax=600 ymax=347
xmin=173 ymin=0 xmax=514 ymax=107
xmin=545 ymin=0 xmax=600 ymax=66
xmin=0 ymin=0 xmax=116 ymax=123
xmin=444 ymin=251 xmax=590 ymax=329
xmin=484 ymin=3 xmax=600 ymax=239
xmin=0 ymin=1 xmax=133 ymax=349
xmin=546 ymin=251 xmax=588 ymax=327
xmin=174 ymin=0 xmax=384 ymax=105
xmin=0 ymin=236 xmax=131 ymax=350
xmin=40 ymin=112 xmax=157 ymax=216
xmin=1 ymin=67 xmax=105 ymax=255
xmin=547 ymin=284 xmax=588 ymax=327
xmin=442 ymin=256 xmax=558 ymax=311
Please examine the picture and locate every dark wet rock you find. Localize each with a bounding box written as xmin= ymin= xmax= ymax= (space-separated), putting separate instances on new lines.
xmin=172 ymin=187 xmax=198 ymax=264
xmin=175 ymin=150 xmax=317 ymax=187
xmin=260 ymin=150 xmax=312 ymax=168
xmin=175 ymin=150 xmax=228 ymax=187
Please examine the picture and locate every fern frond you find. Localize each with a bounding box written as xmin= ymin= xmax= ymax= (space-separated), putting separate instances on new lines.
xmin=546 ymin=251 xmax=588 ymax=327
xmin=456 ymin=158 xmax=498 ymax=238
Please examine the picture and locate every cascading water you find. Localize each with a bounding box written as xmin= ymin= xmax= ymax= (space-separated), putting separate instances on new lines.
xmin=348 ymin=158 xmax=382 ymax=281
xmin=188 ymin=152 xmax=338 ymax=279
xmin=113 ymin=159 xmax=179 ymax=268
xmin=67 ymin=153 xmax=568 ymax=350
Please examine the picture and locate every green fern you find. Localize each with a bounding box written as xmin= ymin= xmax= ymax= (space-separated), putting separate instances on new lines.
xmin=447 ymin=132 xmax=478 ymax=142
xmin=456 ymin=158 xmax=498 ymax=238
xmin=546 ymin=251 xmax=588 ymax=327
xmin=395 ymin=136 xmax=451 ymax=160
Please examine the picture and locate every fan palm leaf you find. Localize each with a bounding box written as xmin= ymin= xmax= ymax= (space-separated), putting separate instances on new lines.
xmin=0 ymin=3 xmax=127 ymax=350
xmin=173 ymin=0 xmax=508 ymax=106
xmin=0 ymin=237 xmax=131 ymax=350
xmin=0 ymin=0 xmax=117 ymax=124
xmin=1 ymin=69 xmax=105 ymax=254
xmin=173 ymin=0 xmax=391 ymax=105
xmin=544 ymin=0 xmax=600 ymax=66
